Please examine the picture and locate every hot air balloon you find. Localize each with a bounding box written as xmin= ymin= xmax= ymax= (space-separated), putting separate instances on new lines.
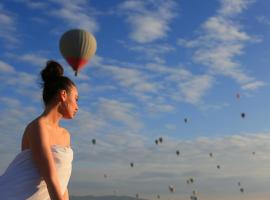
xmin=59 ymin=29 xmax=97 ymax=76
xmin=92 ymin=139 xmax=96 ymax=145
xmin=130 ymin=162 xmax=134 ymax=168
xmin=236 ymin=93 xmax=240 ymax=100
xmin=241 ymin=112 xmax=246 ymax=119
xmin=159 ymin=137 xmax=163 ymax=143
xmin=190 ymin=195 xmax=198 ymax=200
xmin=155 ymin=139 xmax=159 ymax=145
xmin=240 ymin=188 xmax=244 ymax=193
xmin=176 ymin=150 xmax=180 ymax=156
xmin=189 ymin=178 xmax=194 ymax=183
xmin=184 ymin=118 xmax=188 ymax=123
xmin=217 ymin=165 xmax=220 ymax=169
xmin=168 ymin=185 xmax=175 ymax=193
xmin=209 ymin=152 xmax=213 ymax=158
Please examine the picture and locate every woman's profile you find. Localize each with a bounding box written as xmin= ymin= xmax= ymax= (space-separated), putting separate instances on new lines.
xmin=0 ymin=60 xmax=79 ymax=200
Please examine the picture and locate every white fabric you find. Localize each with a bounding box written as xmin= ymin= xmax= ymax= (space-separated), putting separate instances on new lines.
xmin=0 ymin=145 xmax=73 ymax=200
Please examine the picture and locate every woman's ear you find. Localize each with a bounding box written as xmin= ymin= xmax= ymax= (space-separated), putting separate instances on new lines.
xmin=59 ymin=90 xmax=67 ymax=102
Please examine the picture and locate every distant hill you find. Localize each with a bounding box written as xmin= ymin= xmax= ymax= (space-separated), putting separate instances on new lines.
xmin=70 ymin=195 xmax=148 ymax=200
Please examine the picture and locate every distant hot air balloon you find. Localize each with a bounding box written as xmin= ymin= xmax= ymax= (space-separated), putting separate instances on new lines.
xmin=189 ymin=178 xmax=194 ymax=183
xmin=184 ymin=118 xmax=188 ymax=123
xmin=217 ymin=165 xmax=220 ymax=169
xmin=236 ymin=93 xmax=240 ymax=100
xmin=241 ymin=112 xmax=246 ymax=119
xmin=176 ymin=150 xmax=180 ymax=156
xmin=92 ymin=139 xmax=96 ymax=145
xmin=168 ymin=185 xmax=175 ymax=193
xmin=59 ymin=29 xmax=97 ymax=76
xmin=240 ymin=188 xmax=244 ymax=193
xmin=130 ymin=162 xmax=134 ymax=168
xmin=209 ymin=152 xmax=213 ymax=158
xmin=159 ymin=137 xmax=163 ymax=143
xmin=190 ymin=195 xmax=198 ymax=200
xmin=155 ymin=139 xmax=159 ymax=145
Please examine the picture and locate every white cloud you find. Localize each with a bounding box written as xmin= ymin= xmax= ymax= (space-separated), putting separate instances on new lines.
xmin=178 ymin=0 xmax=264 ymax=91
xmin=218 ymin=0 xmax=254 ymax=16
xmin=49 ymin=0 xmax=98 ymax=32
xmin=7 ymin=53 xmax=47 ymax=67
xmin=0 ymin=4 xmax=19 ymax=46
xmin=241 ymin=80 xmax=266 ymax=90
xmin=119 ymin=0 xmax=177 ymax=43
xmin=180 ymin=74 xmax=214 ymax=104
xmin=65 ymin=132 xmax=270 ymax=199
xmin=0 ymin=60 xmax=15 ymax=73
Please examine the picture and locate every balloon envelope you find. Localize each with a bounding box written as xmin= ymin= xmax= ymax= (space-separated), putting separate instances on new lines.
xmin=59 ymin=29 xmax=97 ymax=76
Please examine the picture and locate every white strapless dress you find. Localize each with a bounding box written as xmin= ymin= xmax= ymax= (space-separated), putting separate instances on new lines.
xmin=0 ymin=145 xmax=73 ymax=200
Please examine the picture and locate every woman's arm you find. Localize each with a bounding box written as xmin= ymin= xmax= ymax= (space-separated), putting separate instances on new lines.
xmin=63 ymin=189 xmax=69 ymax=200
xmin=28 ymin=121 xmax=65 ymax=200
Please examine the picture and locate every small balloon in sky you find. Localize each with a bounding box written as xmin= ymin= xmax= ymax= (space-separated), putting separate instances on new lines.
xmin=190 ymin=195 xmax=198 ymax=200
xmin=176 ymin=150 xmax=180 ymax=156
xmin=184 ymin=118 xmax=188 ymax=123
xmin=169 ymin=184 xmax=175 ymax=193
xmin=241 ymin=112 xmax=246 ymax=118
xmin=189 ymin=178 xmax=194 ymax=183
xmin=240 ymin=188 xmax=244 ymax=193
xmin=155 ymin=139 xmax=159 ymax=145
xmin=159 ymin=137 xmax=163 ymax=143
xmin=236 ymin=93 xmax=240 ymax=99
xmin=59 ymin=29 xmax=97 ymax=76
xmin=130 ymin=162 xmax=134 ymax=168
xmin=217 ymin=165 xmax=220 ymax=169
xmin=209 ymin=152 xmax=213 ymax=158
xmin=92 ymin=139 xmax=96 ymax=145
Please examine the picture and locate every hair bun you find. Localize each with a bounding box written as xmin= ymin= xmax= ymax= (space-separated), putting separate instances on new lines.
xmin=41 ymin=60 xmax=64 ymax=83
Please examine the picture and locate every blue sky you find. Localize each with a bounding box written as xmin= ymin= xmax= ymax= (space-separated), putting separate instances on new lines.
xmin=1 ymin=0 xmax=270 ymax=199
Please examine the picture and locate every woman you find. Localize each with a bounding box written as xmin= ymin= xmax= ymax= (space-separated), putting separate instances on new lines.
xmin=0 ymin=60 xmax=79 ymax=200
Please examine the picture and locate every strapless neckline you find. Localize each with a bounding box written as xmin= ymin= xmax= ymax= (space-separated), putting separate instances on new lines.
xmin=21 ymin=145 xmax=72 ymax=153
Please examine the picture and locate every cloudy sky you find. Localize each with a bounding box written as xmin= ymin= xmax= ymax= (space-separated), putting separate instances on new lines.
xmin=1 ymin=0 xmax=270 ymax=199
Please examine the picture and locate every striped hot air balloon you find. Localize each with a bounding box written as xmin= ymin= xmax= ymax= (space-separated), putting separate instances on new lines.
xmin=59 ymin=29 xmax=97 ymax=76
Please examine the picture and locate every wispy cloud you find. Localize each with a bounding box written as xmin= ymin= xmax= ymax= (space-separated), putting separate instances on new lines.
xmin=118 ymin=0 xmax=177 ymax=43
xmin=178 ymin=0 xmax=264 ymax=91
xmin=0 ymin=60 xmax=41 ymax=101
xmin=7 ymin=53 xmax=47 ymax=67
xmin=49 ymin=0 xmax=98 ymax=32
xmin=67 ymin=131 xmax=270 ymax=199
xmin=0 ymin=4 xmax=19 ymax=47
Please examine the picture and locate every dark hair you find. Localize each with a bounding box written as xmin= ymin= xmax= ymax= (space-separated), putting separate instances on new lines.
xmin=40 ymin=60 xmax=75 ymax=105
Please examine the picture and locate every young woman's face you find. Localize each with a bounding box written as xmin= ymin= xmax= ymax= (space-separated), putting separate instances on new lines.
xmin=62 ymin=86 xmax=79 ymax=119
